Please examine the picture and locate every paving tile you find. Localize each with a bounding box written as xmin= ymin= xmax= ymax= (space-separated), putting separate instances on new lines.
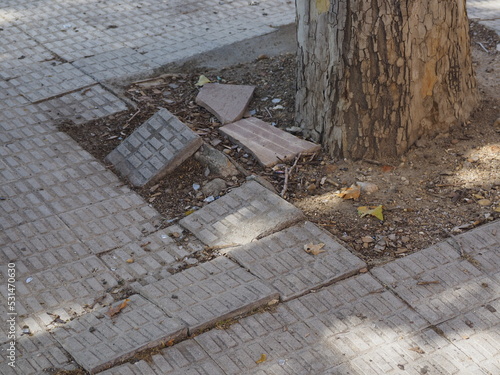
xmin=7 ymin=62 xmax=96 ymax=103
xmin=100 ymin=227 xmax=205 ymax=283
xmin=179 ymin=180 xmax=304 ymax=247
xmin=371 ymin=242 xmax=500 ymax=325
xmin=226 ymin=221 xmax=366 ymax=301
xmin=105 ymin=108 xmax=203 ymax=187
xmin=195 ymin=83 xmax=255 ymax=124
xmin=438 ymin=298 xmax=500 ymax=375
xmin=53 ymin=294 xmax=186 ymax=374
xmin=38 ymin=84 xmax=128 ymax=124
xmin=193 ymin=274 xmax=428 ymax=374
xmin=134 ymin=256 xmax=279 ymax=334
xmin=219 ymin=117 xmax=321 ymax=167
xmin=58 ymin=193 xmax=160 ymax=254
xmin=0 ymin=333 xmax=79 ymax=375
xmin=343 ymin=328 xmax=487 ymax=374
xmin=0 ymin=256 xmax=119 ymax=335
xmin=99 ymin=340 xmax=223 ymax=375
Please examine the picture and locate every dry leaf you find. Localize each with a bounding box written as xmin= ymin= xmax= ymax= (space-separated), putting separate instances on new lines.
xmin=304 ymin=243 xmax=326 ymax=255
xmin=337 ymin=184 xmax=361 ymax=200
xmin=358 ymin=205 xmax=384 ymax=221
xmin=195 ymin=75 xmax=211 ymax=86
xmin=106 ymin=299 xmax=130 ymax=317
xmin=381 ymin=165 xmax=395 ymax=173
xmin=417 ymin=280 xmax=440 ymax=286
xmin=256 ymin=353 xmax=267 ymax=364
xmin=126 ymin=258 xmax=134 ymax=264
xmin=166 ymin=339 xmax=175 ymax=347
xmin=409 ymin=346 xmax=425 ymax=354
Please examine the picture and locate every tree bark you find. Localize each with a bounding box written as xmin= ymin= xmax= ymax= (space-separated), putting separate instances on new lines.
xmin=296 ymin=0 xmax=478 ymax=160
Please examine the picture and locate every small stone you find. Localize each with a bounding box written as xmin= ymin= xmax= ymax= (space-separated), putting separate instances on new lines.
xmin=401 ymin=236 xmax=410 ymax=243
xmin=223 ymin=149 xmax=232 ymax=154
xmin=307 ymin=184 xmax=317 ymax=192
xmin=362 ymin=236 xmax=374 ymax=243
xmin=126 ymin=258 xmax=134 ymax=263
xmin=477 ymin=199 xmax=491 ymax=206
xmin=356 ymin=181 xmax=379 ymax=194
xmin=451 ymin=139 xmax=459 ymax=145
xmin=185 ymin=258 xmax=198 ymax=265
xmin=202 ymin=178 xmax=227 ymax=196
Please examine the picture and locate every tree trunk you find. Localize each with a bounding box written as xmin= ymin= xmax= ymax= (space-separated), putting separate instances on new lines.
xmin=296 ymin=0 xmax=478 ymax=160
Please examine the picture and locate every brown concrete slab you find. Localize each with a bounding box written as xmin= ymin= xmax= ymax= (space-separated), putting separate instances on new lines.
xmin=219 ymin=117 xmax=321 ymax=167
xmin=195 ymin=83 xmax=255 ymax=124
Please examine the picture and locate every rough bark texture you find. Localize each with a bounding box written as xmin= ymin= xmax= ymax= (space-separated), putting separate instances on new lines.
xmin=296 ymin=0 xmax=478 ymax=160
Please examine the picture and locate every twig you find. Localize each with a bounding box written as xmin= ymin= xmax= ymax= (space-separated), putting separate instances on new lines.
xmin=477 ymin=42 xmax=489 ymax=53
xmin=265 ymin=107 xmax=272 ymax=118
xmin=281 ymin=154 xmax=301 ymax=197
xmin=123 ymin=109 xmax=141 ymax=128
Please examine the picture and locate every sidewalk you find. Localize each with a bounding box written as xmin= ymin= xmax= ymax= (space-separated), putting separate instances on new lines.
xmin=1 ymin=1 xmax=499 ymax=374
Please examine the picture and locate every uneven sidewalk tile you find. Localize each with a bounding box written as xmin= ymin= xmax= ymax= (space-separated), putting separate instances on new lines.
xmin=194 ymin=274 xmax=427 ymax=374
xmin=133 ymin=256 xmax=279 ymax=334
xmin=105 ymin=108 xmax=203 ymax=187
xmin=344 ymin=328 xmax=486 ymax=374
xmin=371 ymin=241 xmax=500 ymax=325
xmin=225 ymin=221 xmax=366 ymax=301
xmin=58 ymin=193 xmax=160 ymax=254
xmin=179 ymin=180 xmax=304 ymax=247
xmin=53 ymin=294 xmax=186 ymax=374
xmin=100 ymin=227 xmax=205 ymax=283
xmin=195 ymin=83 xmax=255 ymax=124
xmin=5 ymin=256 xmax=119 ymax=335
xmin=0 ymin=333 xmax=79 ymax=375
xmin=99 ymin=340 xmax=223 ymax=375
xmin=437 ymin=298 xmax=500 ymax=375
xmin=219 ymin=117 xmax=321 ymax=167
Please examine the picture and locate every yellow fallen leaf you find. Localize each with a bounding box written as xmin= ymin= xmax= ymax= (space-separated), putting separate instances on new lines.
xmin=494 ymin=206 xmax=500 ymax=213
xmin=195 ymin=75 xmax=211 ymax=86
xmin=336 ymin=184 xmax=361 ymax=200
xmin=357 ymin=205 xmax=384 ymax=221
xmin=256 ymin=353 xmax=267 ymax=364
xmin=304 ymin=243 xmax=326 ymax=255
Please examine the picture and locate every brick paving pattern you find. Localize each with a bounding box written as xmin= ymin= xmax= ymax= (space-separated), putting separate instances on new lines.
xmin=219 ymin=117 xmax=321 ymax=167
xmin=371 ymin=240 xmax=500 ymax=325
xmin=180 ymin=180 xmax=304 ymax=247
xmin=225 ymin=221 xmax=366 ymax=301
xmin=133 ymin=257 xmax=279 ymax=335
xmin=105 ymin=108 xmax=203 ymax=187
xmin=1 ymin=0 xmax=499 ymax=373
xmin=53 ymin=294 xmax=186 ymax=374
xmin=195 ymin=84 xmax=255 ymax=124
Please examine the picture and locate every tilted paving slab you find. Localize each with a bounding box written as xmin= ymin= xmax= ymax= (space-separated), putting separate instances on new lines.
xmin=195 ymin=83 xmax=255 ymax=124
xmin=0 ymin=333 xmax=79 ymax=375
xmin=225 ymin=221 xmax=366 ymax=301
xmin=105 ymin=108 xmax=203 ymax=187
xmin=133 ymin=256 xmax=279 ymax=334
xmin=99 ymin=340 xmax=223 ymax=375
xmin=371 ymin=240 xmax=500 ymax=325
xmin=194 ymin=274 xmax=428 ymax=374
xmin=437 ymin=297 xmax=500 ymax=375
xmin=219 ymin=117 xmax=321 ymax=167
xmin=53 ymin=294 xmax=186 ymax=374
xmin=1 ymin=256 xmax=119 ymax=335
xmin=100 ymin=226 xmax=205 ymax=284
xmin=179 ymin=180 xmax=304 ymax=247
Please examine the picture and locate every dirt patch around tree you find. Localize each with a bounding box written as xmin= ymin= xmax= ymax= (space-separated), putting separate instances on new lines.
xmin=59 ymin=22 xmax=499 ymax=266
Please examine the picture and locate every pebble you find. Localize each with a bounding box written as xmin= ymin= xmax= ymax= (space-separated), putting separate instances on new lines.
xmin=356 ymin=181 xmax=379 ymax=194
xmin=478 ymin=199 xmax=491 ymax=206
xmin=362 ymin=236 xmax=374 ymax=243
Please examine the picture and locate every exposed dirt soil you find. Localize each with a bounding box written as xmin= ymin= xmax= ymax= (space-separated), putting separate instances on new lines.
xmin=59 ymin=22 xmax=500 ymax=266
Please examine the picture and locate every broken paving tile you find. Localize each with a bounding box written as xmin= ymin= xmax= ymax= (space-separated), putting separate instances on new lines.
xmin=105 ymin=108 xmax=203 ymax=187
xmin=225 ymin=221 xmax=366 ymax=301
xmin=179 ymin=180 xmax=304 ymax=247
xmin=195 ymin=83 xmax=255 ymax=124
xmin=53 ymin=294 xmax=186 ymax=374
xmin=219 ymin=117 xmax=321 ymax=167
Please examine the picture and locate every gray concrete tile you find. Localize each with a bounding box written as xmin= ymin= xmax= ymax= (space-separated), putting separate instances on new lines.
xmin=226 ymin=221 xmax=366 ymax=301
xmin=53 ymin=294 xmax=186 ymax=374
xmin=105 ymin=108 xmax=203 ymax=187
xmin=133 ymin=256 xmax=279 ymax=334
xmin=180 ymin=180 xmax=304 ymax=247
